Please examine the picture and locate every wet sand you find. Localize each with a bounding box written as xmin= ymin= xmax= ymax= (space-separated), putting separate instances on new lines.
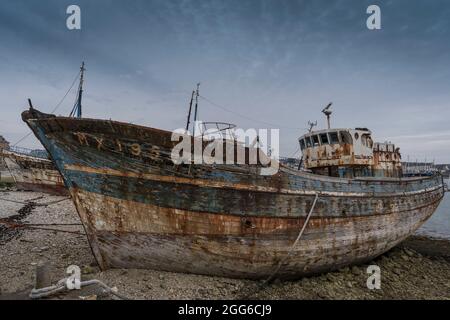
xmin=0 ymin=189 xmax=449 ymax=300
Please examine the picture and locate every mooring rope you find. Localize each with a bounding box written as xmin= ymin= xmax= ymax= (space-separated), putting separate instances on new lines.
xmin=11 ymin=69 xmax=81 ymax=147
xmin=239 ymin=193 xmax=319 ymax=299
xmin=30 ymin=278 xmax=130 ymax=300
xmin=264 ymin=193 xmax=319 ymax=284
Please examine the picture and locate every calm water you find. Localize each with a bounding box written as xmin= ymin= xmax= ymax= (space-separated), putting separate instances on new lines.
xmin=416 ymin=179 xmax=450 ymax=240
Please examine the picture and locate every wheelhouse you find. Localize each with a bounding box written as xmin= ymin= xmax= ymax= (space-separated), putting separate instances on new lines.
xmin=299 ymin=128 xmax=401 ymax=178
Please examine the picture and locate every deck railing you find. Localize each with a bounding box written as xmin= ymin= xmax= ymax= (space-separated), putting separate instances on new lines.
xmin=8 ymin=146 xmax=49 ymax=160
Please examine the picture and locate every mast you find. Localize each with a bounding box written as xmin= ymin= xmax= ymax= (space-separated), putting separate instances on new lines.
xmin=193 ymin=83 xmax=200 ymax=136
xmin=185 ymin=90 xmax=195 ymax=132
xmin=70 ymin=62 xmax=85 ymax=118
xmin=76 ymin=62 xmax=85 ymax=118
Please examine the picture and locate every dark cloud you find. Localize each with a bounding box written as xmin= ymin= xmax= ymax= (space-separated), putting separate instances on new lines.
xmin=1 ymin=0 xmax=449 ymax=161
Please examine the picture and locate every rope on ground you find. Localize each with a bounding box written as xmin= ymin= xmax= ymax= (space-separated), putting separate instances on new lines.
xmin=0 ymin=196 xmax=78 ymax=235
xmin=25 ymin=223 xmax=82 ymax=226
xmin=30 ymin=278 xmax=130 ymax=300
xmin=0 ymin=196 xmax=71 ymax=206
xmin=0 ymin=219 xmax=85 ymax=236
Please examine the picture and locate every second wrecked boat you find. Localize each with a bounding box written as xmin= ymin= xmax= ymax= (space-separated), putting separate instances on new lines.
xmin=1 ymin=147 xmax=67 ymax=196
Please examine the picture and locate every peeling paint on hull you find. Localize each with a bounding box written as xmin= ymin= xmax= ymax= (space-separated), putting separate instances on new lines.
xmin=15 ymin=182 xmax=67 ymax=196
xmin=22 ymin=112 xmax=446 ymax=279
xmin=71 ymin=188 xmax=440 ymax=278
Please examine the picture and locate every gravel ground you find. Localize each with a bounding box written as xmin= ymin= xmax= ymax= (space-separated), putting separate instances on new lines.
xmin=0 ymin=188 xmax=449 ymax=300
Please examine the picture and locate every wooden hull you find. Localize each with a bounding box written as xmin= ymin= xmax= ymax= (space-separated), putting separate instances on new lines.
xmin=71 ymin=188 xmax=441 ymax=278
xmin=2 ymin=150 xmax=67 ymax=196
xmin=22 ymin=110 xmax=445 ymax=279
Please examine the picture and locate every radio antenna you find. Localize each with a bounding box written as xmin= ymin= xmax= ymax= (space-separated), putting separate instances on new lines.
xmin=321 ymin=102 xmax=333 ymax=129
xmin=307 ymin=120 xmax=317 ymax=132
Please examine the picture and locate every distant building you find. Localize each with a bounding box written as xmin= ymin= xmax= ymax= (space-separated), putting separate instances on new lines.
xmin=402 ymin=161 xmax=438 ymax=177
xmin=0 ymin=135 xmax=9 ymax=151
xmin=0 ymin=135 xmax=10 ymax=171
xmin=434 ymin=164 xmax=450 ymax=178
xmin=279 ymin=157 xmax=301 ymax=170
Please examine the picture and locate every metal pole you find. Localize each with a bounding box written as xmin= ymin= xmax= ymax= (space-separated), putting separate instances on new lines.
xmin=185 ymin=91 xmax=195 ymax=132
xmin=193 ymin=83 xmax=200 ymax=137
xmin=76 ymin=62 xmax=85 ymax=118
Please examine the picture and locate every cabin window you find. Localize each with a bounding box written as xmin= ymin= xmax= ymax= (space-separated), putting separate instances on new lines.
xmin=300 ymin=139 xmax=306 ymax=150
xmin=312 ymin=135 xmax=320 ymax=147
xmin=329 ymin=132 xmax=339 ymax=144
xmin=319 ymin=133 xmax=329 ymax=145
xmin=305 ymin=137 xmax=312 ymax=148
xmin=361 ymin=134 xmax=373 ymax=148
xmin=340 ymin=131 xmax=352 ymax=144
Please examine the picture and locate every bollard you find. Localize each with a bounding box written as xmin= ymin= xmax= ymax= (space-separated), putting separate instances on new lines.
xmin=35 ymin=261 xmax=51 ymax=290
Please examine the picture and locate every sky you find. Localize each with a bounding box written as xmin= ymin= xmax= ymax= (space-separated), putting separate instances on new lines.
xmin=0 ymin=0 xmax=449 ymax=162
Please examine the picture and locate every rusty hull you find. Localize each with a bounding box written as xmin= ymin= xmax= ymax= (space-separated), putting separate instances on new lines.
xmin=372 ymin=149 xmax=402 ymax=177
xmin=303 ymin=143 xmax=370 ymax=167
xmin=2 ymin=150 xmax=68 ymax=196
xmin=22 ymin=109 xmax=445 ymax=279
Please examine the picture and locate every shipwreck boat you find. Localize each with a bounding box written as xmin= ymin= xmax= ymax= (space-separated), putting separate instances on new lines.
xmin=1 ymin=147 xmax=67 ymax=196
xmin=0 ymin=63 xmax=88 ymax=196
xmin=21 ymin=97 xmax=445 ymax=279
